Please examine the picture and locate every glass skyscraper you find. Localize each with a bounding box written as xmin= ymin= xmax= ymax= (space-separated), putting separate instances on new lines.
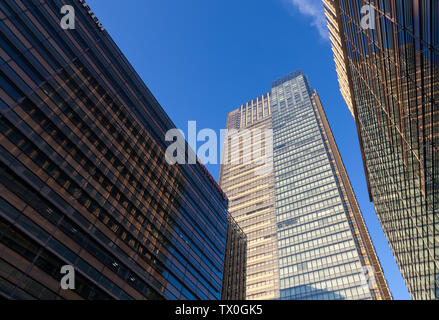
xmin=220 ymin=70 xmax=391 ymax=300
xmin=323 ymin=0 xmax=438 ymax=299
xmin=0 ymin=0 xmax=244 ymax=300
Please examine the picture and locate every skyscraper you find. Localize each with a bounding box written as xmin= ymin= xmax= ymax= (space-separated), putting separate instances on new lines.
xmin=220 ymin=92 xmax=280 ymax=300
xmin=0 ymin=0 xmax=244 ymax=300
xmin=323 ymin=0 xmax=439 ymax=299
xmin=220 ymin=70 xmax=391 ymax=300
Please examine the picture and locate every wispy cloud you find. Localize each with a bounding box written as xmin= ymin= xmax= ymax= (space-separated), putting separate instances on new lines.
xmin=286 ymin=0 xmax=328 ymax=40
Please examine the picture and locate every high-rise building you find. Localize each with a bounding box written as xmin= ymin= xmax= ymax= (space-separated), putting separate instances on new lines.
xmin=0 ymin=0 xmax=245 ymax=300
xmin=221 ymin=216 xmax=247 ymax=300
xmin=220 ymin=70 xmax=391 ymax=300
xmin=220 ymin=92 xmax=280 ymax=300
xmin=323 ymin=0 xmax=439 ymax=299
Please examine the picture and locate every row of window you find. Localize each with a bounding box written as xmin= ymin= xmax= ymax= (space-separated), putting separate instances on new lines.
xmin=279 ymin=229 xmax=353 ymax=257
xmin=277 ymin=195 xmax=342 ymax=220
xmin=281 ymin=263 xmax=365 ymax=292
xmin=279 ymin=240 xmax=357 ymax=267
xmin=281 ymin=283 xmax=370 ymax=300
xmin=279 ymin=221 xmax=350 ymax=250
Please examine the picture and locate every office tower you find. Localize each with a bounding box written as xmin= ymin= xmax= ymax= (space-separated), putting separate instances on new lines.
xmin=220 ymin=71 xmax=391 ymax=300
xmin=0 ymin=0 xmax=245 ymax=300
xmin=323 ymin=0 xmax=439 ymax=299
xmin=220 ymin=93 xmax=280 ymax=300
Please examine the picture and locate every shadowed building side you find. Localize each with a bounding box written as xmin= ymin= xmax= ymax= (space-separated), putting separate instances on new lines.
xmin=221 ymin=216 xmax=247 ymax=300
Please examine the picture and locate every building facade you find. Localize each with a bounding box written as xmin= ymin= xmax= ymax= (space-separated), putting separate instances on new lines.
xmin=220 ymin=71 xmax=391 ymax=300
xmin=221 ymin=216 xmax=247 ymax=300
xmin=220 ymin=93 xmax=280 ymax=300
xmin=323 ymin=0 xmax=439 ymax=299
xmin=0 ymin=0 xmax=244 ymax=300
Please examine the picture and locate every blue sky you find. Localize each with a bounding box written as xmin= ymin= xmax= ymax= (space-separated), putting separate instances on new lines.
xmin=88 ymin=0 xmax=411 ymax=300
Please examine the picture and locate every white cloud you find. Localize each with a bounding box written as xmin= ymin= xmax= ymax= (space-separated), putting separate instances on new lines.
xmin=287 ymin=0 xmax=328 ymax=40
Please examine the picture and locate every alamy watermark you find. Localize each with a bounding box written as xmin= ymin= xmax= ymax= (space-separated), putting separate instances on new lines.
xmin=60 ymin=5 xmax=76 ymax=30
xmin=360 ymin=4 xmax=376 ymax=30
xmin=60 ymin=265 xmax=75 ymax=290
xmin=165 ymin=121 xmax=273 ymax=175
xmin=60 ymin=1 xmax=105 ymax=31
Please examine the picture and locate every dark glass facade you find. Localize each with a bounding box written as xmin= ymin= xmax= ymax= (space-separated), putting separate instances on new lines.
xmin=324 ymin=0 xmax=439 ymax=299
xmin=221 ymin=217 xmax=247 ymax=300
xmin=0 ymin=0 xmax=243 ymax=300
